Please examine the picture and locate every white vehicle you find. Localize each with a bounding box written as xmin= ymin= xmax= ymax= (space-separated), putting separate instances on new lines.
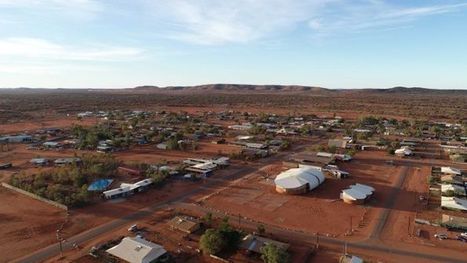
xmin=460 ymin=232 xmax=467 ymax=238
xmin=434 ymin=233 xmax=448 ymax=240
xmin=128 ymin=224 xmax=138 ymax=232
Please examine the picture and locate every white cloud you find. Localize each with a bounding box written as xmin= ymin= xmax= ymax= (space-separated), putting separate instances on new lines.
xmin=142 ymin=0 xmax=467 ymax=44
xmin=0 ymin=0 xmax=103 ymax=20
xmin=147 ymin=0 xmax=336 ymax=45
xmin=307 ymin=1 xmax=467 ymax=35
xmin=0 ymin=37 xmax=144 ymax=61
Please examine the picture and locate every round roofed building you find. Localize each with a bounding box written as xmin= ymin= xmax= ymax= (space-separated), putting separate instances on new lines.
xmin=274 ymin=166 xmax=325 ymax=194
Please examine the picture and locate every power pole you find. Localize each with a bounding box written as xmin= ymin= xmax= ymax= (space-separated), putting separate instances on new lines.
xmin=407 ymin=216 xmax=411 ymax=236
xmin=350 ymin=216 xmax=353 ymax=234
xmin=56 ymin=229 xmax=63 ymax=256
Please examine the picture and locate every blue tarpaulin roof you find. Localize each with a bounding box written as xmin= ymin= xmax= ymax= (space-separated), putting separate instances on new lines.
xmin=88 ymin=179 xmax=113 ymax=191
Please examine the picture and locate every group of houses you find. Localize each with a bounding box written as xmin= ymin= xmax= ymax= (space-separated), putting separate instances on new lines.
xmin=434 ymin=166 xmax=467 ymax=212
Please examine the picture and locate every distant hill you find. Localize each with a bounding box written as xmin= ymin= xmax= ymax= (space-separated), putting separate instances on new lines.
xmin=2 ymin=84 xmax=466 ymax=95
xmin=134 ymin=84 xmax=331 ymax=93
xmin=346 ymin=86 xmax=467 ymax=95
xmin=133 ymin=84 xmax=466 ymax=95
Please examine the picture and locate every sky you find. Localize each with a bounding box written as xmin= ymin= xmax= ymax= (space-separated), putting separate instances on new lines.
xmin=0 ymin=0 xmax=466 ymax=89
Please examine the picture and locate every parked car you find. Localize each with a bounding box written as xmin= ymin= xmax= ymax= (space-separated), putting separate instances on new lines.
xmin=460 ymin=232 xmax=467 ymax=238
xmin=128 ymin=224 xmax=138 ymax=232
xmin=434 ymin=233 xmax=448 ymax=240
xmin=457 ymin=235 xmax=467 ymax=242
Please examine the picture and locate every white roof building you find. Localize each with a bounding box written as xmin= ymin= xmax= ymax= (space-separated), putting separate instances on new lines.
xmin=106 ymin=236 xmax=167 ymax=263
xmin=441 ymin=167 xmax=461 ymax=175
xmin=103 ymin=179 xmax=153 ymax=199
xmin=441 ymin=184 xmax=466 ymax=196
xmin=441 ymin=197 xmax=467 ymax=211
xmin=341 ymin=183 xmax=375 ymax=204
xmin=395 ymin=147 xmax=413 ymax=156
xmin=274 ymin=166 xmax=325 ymax=194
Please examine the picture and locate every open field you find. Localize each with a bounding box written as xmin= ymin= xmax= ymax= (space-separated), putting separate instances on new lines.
xmin=0 ymin=187 xmax=65 ymax=263
xmin=1 ymin=87 xmax=466 ymax=123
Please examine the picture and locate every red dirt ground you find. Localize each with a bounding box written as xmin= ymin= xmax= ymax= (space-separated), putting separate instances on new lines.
xmin=0 ymin=187 xmax=66 ymax=263
xmin=0 ymin=116 xmax=99 ymax=134
xmin=201 ymin=150 xmax=403 ymax=241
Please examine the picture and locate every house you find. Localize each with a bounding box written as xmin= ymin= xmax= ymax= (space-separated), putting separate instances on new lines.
xmin=228 ymin=123 xmax=253 ymax=131
xmin=54 ymin=158 xmax=81 ymax=166
xmin=185 ymin=162 xmax=216 ymax=177
xmin=245 ymin=143 xmax=268 ymax=149
xmin=240 ymin=234 xmax=289 ymax=255
xmin=341 ymin=184 xmax=375 ymax=204
xmin=0 ymin=135 xmax=33 ymax=143
xmin=441 ymin=214 xmax=467 ymax=231
xmin=441 ymin=184 xmax=466 ymax=196
xmin=441 ymin=167 xmax=462 ymax=176
xmin=167 ymin=216 xmax=200 ymax=234
xmin=289 ymin=152 xmax=335 ymax=166
xmin=106 ymin=236 xmax=168 ymax=263
xmin=441 ymin=196 xmax=467 ymax=211
xmin=103 ymin=179 xmax=153 ymax=199
xmin=43 ymin=141 xmax=61 ymax=149
xmin=395 ymin=147 xmax=413 ymax=156
xmin=328 ymin=139 xmax=348 ymax=149
xmin=440 ymin=174 xmax=466 ymax=186
xmin=30 ymin=158 xmax=48 ymax=166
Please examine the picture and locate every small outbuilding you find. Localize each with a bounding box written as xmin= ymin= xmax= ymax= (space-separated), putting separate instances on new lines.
xmin=167 ymin=216 xmax=200 ymax=234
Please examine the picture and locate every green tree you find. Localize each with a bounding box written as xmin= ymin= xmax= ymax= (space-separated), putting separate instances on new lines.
xmin=199 ymin=229 xmax=226 ymax=255
xmin=260 ymin=243 xmax=290 ymax=263
xmin=203 ymin=212 xmax=213 ymax=227
xmin=257 ymin=224 xmax=266 ymax=236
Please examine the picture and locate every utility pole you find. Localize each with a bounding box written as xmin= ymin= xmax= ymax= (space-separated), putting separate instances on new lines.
xmin=56 ymin=229 xmax=63 ymax=256
xmin=407 ymin=216 xmax=411 ymax=236
xmin=350 ymin=216 xmax=353 ymax=234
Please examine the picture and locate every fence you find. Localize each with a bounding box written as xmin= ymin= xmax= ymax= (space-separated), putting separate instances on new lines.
xmin=1 ymin=182 xmax=68 ymax=211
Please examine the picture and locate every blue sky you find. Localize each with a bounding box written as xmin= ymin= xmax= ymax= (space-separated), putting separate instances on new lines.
xmin=0 ymin=0 xmax=466 ymax=89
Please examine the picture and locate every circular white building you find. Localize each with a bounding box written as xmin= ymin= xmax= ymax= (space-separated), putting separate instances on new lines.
xmin=274 ymin=166 xmax=325 ymax=194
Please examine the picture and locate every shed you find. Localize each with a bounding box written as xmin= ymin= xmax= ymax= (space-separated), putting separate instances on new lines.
xmin=167 ymin=216 xmax=200 ymax=234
